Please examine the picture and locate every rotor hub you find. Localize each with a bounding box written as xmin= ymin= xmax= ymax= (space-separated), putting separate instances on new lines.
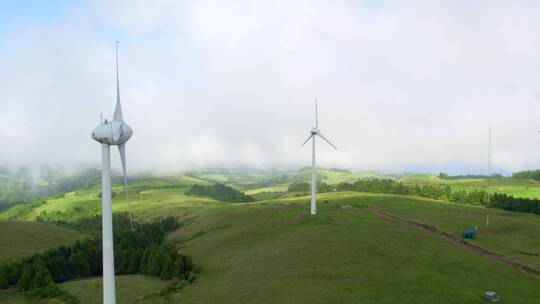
xmin=91 ymin=120 xmax=132 ymax=145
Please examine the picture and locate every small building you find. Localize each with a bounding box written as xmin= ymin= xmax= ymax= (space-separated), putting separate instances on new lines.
xmin=484 ymin=291 xmax=500 ymax=302
xmin=462 ymin=229 xmax=476 ymax=240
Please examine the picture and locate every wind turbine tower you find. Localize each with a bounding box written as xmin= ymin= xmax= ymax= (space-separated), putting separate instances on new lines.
xmin=91 ymin=41 xmax=134 ymax=304
xmin=301 ymin=98 xmax=337 ymax=215
xmin=487 ymin=125 xmax=492 ymax=228
xmin=488 ymin=125 xmax=492 ymax=178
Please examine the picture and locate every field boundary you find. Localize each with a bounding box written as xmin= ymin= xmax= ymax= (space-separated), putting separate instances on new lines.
xmin=366 ymin=207 xmax=540 ymax=280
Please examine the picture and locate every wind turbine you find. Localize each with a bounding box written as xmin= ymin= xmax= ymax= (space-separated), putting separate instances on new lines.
xmin=486 ymin=125 xmax=492 ymax=228
xmin=301 ymin=98 xmax=337 ymax=215
xmin=91 ymin=41 xmax=134 ymax=304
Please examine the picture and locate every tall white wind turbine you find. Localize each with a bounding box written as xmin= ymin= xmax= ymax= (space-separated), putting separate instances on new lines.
xmin=91 ymin=41 xmax=134 ymax=304
xmin=301 ymin=99 xmax=337 ymax=215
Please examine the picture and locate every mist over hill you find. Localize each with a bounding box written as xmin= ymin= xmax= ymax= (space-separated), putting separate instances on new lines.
xmin=0 ymin=164 xmax=536 ymax=211
xmin=0 ymin=165 xmax=151 ymax=208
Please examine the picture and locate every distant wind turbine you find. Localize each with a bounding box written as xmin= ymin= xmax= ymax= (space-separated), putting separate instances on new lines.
xmin=91 ymin=41 xmax=134 ymax=304
xmin=301 ymin=98 xmax=337 ymax=215
xmin=488 ymin=125 xmax=492 ymax=178
xmin=487 ymin=125 xmax=492 ymax=228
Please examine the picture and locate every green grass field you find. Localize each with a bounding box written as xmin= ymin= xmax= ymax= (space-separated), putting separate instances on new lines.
xmin=0 ymin=175 xmax=219 ymax=223
xmin=402 ymin=173 xmax=540 ymax=199
xmin=2 ymin=171 xmax=540 ymax=303
xmin=0 ymin=289 xmax=63 ymax=304
xmin=313 ymin=192 xmax=540 ymax=271
xmin=0 ymin=220 xmax=87 ymax=262
xmin=244 ymin=185 xmax=289 ymax=195
xmin=160 ymin=193 xmax=540 ymax=303
xmin=293 ymin=169 xmax=387 ymax=185
xmin=0 ymin=275 xmax=168 ymax=304
xmin=59 ymin=275 xmax=168 ymax=304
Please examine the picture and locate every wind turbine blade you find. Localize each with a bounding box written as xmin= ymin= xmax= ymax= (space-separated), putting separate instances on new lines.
xmin=113 ymin=41 xmax=123 ymax=121
xmin=317 ymin=133 xmax=338 ymax=150
xmin=118 ymin=143 xmax=135 ymax=231
xmin=301 ymin=134 xmax=314 ymax=147
xmin=315 ymin=97 xmax=318 ymax=128
xmin=112 ymin=122 xmax=123 ymax=142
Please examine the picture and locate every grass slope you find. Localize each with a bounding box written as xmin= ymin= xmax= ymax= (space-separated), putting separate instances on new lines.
xmin=3 ymin=173 xmax=540 ymax=303
xmin=316 ymin=193 xmax=540 ymax=271
xmin=0 ymin=289 xmax=62 ymax=304
xmin=402 ymin=173 xmax=540 ymax=199
xmin=0 ymin=275 xmax=168 ymax=304
xmin=59 ymin=275 xmax=168 ymax=304
xmin=0 ymin=220 xmax=87 ymax=262
xmin=293 ymin=169 xmax=385 ymax=185
xmin=158 ymin=193 xmax=540 ymax=303
xmin=0 ymin=175 xmax=218 ymax=222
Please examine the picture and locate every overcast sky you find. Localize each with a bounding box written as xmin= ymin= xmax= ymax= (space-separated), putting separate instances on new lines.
xmin=2 ymin=0 xmax=540 ymax=174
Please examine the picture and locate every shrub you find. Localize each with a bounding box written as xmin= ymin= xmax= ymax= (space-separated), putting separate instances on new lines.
xmin=186 ymin=184 xmax=254 ymax=203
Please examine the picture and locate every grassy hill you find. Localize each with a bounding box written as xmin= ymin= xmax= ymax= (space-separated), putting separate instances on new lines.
xmin=0 ymin=289 xmax=63 ymax=304
xmin=0 ymin=220 xmax=87 ymax=262
xmin=0 ymin=175 xmax=216 ymax=222
xmin=0 ymin=275 xmax=167 ymax=304
xmin=0 ymin=170 xmax=382 ymax=222
xmin=157 ymin=193 xmax=540 ymax=303
xmin=2 ymin=172 xmax=540 ymax=303
xmin=402 ymin=173 xmax=540 ymax=199
xmin=190 ymin=168 xmax=388 ymax=194
xmin=291 ymin=168 xmax=387 ymax=185
xmin=59 ymin=275 xmax=168 ymax=304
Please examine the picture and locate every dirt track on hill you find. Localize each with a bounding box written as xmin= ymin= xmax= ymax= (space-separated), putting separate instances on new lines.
xmin=365 ymin=207 xmax=540 ymax=280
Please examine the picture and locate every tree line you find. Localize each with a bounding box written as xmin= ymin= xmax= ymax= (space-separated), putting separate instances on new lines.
xmin=335 ymin=179 xmax=491 ymax=205
xmin=288 ymin=182 xmax=310 ymax=192
xmin=438 ymin=172 xmax=503 ymax=180
xmin=0 ymin=214 xmax=194 ymax=303
xmin=36 ymin=207 xmax=102 ymax=229
xmin=490 ymin=193 xmax=540 ymax=215
xmin=288 ymin=179 xmax=414 ymax=196
xmin=186 ymin=183 xmax=255 ymax=203
xmin=290 ymin=177 xmax=540 ymax=216
xmin=512 ymin=169 xmax=540 ymax=181
xmin=307 ymin=178 xmax=540 ymax=216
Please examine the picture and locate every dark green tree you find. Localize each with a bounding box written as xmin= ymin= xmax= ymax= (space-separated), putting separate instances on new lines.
xmin=160 ymin=252 xmax=175 ymax=280
xmin=67 ymin=251 xmax=90 ymax=278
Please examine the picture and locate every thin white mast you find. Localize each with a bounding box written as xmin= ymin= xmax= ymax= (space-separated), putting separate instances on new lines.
xmin=486 ymin=125 xmax=492 ymax=228
xmin=101 ymin=144 xmax=116 ymax=304
xmin=488 ymin=125 xmax=492 ymax=177
xmin=311 ymin=135 xmax=317 ymax=215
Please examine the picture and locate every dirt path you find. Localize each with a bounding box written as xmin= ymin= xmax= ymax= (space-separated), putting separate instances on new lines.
xmin=365 ymin=207 xmax=540 ymax=280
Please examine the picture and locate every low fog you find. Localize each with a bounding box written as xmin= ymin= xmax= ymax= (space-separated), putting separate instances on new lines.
xmin=2 ymin=0 xmax=540 ymax=175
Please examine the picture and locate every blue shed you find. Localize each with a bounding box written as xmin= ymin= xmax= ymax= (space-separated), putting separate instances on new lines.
xmin=462 ymin=229 xmax=476 ymax=240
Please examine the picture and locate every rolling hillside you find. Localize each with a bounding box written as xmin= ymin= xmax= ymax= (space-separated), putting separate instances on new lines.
xmin=0 ymin=220 xmax=87 ymax=262
xmin=160 ymin=193 xmax=540 ymax=303
xmin=2 ymin=172 xmax=540 ymax=303
xmin=402 ymin=173 xmax=540 ymax=199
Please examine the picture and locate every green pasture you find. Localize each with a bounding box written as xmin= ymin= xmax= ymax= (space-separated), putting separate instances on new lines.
xmin=0 ymin=275 xmax=168 ymax=304
xmin=2 ymin=172 xmax=540 ymax=303
xmin=310 ymin=192 xmax=540 ymax=271
xmin=0 ymin=220 xmax=87 ymax=262
xmin=161 ymin=193 xmax=540 ymax=303
xmin=402 ymin=173 xmax=540 ymax=199
xmin=0 ymin=289 xmax=63 ymax=304
xmin=59 ymin=275 xmax=169 ymax=304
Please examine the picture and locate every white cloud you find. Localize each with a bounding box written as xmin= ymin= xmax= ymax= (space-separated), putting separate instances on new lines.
xmin=2 ymin=0 xmax=540 ymax=174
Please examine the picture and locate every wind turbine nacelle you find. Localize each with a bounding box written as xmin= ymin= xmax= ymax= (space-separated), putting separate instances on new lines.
xmin=91 ymin=120 xmax=133 ymax=145
xmin=311 ymin=127 xmax=320 ymax=135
